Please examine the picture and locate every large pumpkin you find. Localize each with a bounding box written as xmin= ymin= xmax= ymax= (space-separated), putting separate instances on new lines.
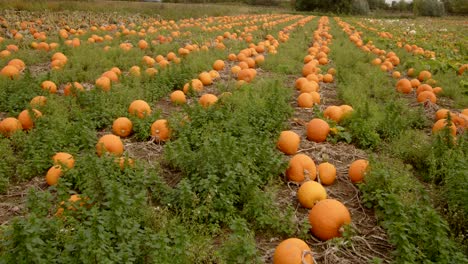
xmin=297 ymin=180 xmax=327 ymax=208
xmin=128 ymin=100 xmax=151 ymax=118
xmin=309 ymin=199 xmax=351 ymax=241
xmin=96 ymin=134 xmax=124 ymax=156
xmin=150 ymin=119 xmax=171 ymax=141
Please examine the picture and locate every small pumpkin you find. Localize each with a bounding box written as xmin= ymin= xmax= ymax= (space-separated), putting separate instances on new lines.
xmin=112 ymin=117 xmax=133 ymax=137
xmin=128 ymin=100 xmax=151 ymax=118
xmin=52 ymin=152 xmax=75 ymax=169
xmin=306 ymin=118 xmax=330 ymax=142
xmin=297 ymin=180 xmax=327 ymax=208
xmin=286 ymin=154 xmax=316 ymax=182
xmin=273 ymin=238 xmax=313 ymax=264
xmin=0 ymin=117 xmax=23 ymax=137
xmin=18 ymin=109 xmax=42 ymax=130
xmin=96 ymin=134 xmax=124 ymax=156
xmin=150 ymin=119 xmax=171 ymax=141
xmin=348 ymin=159 xmax=369 ymax=183
xmin=277 ymin=131 xmax=300 ymax=155
xmin=45 ymin=165 xmax=63 ymax=186
xmin=317 ymin=162 xmax=336 ymax=185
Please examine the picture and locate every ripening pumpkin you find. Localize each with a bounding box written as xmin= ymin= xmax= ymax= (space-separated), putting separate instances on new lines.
xmin=52 ymin=152 xmax=75 ymax=169
xmin=116 ymin=157 xmax=135 ymax=170
xmin=324 ymin=106 xmax=343 ymax=123
xmin=306 ymin=118 xmax=330 ymax=142
xmin=348 ymin=159 xmax=369 ymax=183
xmin=286 ymin=154 xmax=316 ymax=182
xmin=112 ymin=117 xmax=133 ymax=137
xmin=277 ymin=131 xmax=300 ymax=155
xmin=297 ymin=180 xmax=327 ymax=208
xmin=55 ymin=194 xmax=88 ymax=217
xmin=322 ymin=73 xmax=333 ymax=83
xmin=432 ymin=118 xmax=456 ymax=136
xmin=183 ymin=79 xmax=204 ymax=93
xmin=151 ymin=119 xmax=170 ymax=141
xmin=95 ymin=76 xmax=111 ymax=91
xmin=309 ymin=199 xmax=351 ymax=241
xmin=96 ymin=134 xmax=124 ymax=156
xmin=435 ymin=109 xmax=451 ymax=120
xmin=128 ymin=100 xmax=151 ymax=118
xmin=418 ymin=70 xmax=432 ymax=82
xmin=30 ymin=96 xmax=47 ymax=107
xmin=273 ymin=238 xmax=313 ymax=264
xmin=170 ymin=90 xmax=186 ymax=104
xmin=317 ymin=162 xmax=336 ymax=185
xmin=199 ymin=72 xmax=213 ymax=85
xmin=297 ymin=93 xmax=314 ymax=108
xmin=64 ymin=82 xmax=84 ymax=96
xmin=417 ymin=91 xmax=437 ymax=104
xmin=213 ymin=60 xmax=225 ymax=71
xmin=41 ymin=81 xmax=57 ymax=93
xmin=199 ymin=94 xmax=218 ymax=108
xmin=0 ymin=65 xmax=20 ymax=80
xmin=18 ymin=109 xmax=42 ymax=130
xmin=45 ymin=165 xmax=63 ymax=186
xmin=0 ymin=117 xmax=23 ymax=137
xmin=396 ymin=79 xmax=412 ymax=94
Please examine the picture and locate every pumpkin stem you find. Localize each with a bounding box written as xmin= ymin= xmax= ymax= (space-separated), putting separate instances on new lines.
xmin=301 ymin=250 xmax=315 ymax=264
xmin=338 ymin=226 xmax=345 ymax=235
xmin=304 ymin=169 xmax=310 ymax=181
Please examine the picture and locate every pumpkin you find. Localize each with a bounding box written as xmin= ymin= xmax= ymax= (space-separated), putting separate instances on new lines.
xmin=96 ymin=134 xmax=124 ymax=156
xmin=416 ymin=84 xmax=433 ymax=95
xmin=112 ymin=117 xmax=133 ymax=137
xmin=150 ymin=119 xmax=170 ymax=141
xmin=417 ymin=91 xmax=436 ymax=104
xmin=170 ymin=90 xmax=186 ymax=104
xmin=297 ymin=93 xmax=314 ymax=108
xmin=64 ymin=82 xmax=84 ymax=96
xmin=0 ymin=117 xmax=22 ymax=137
xmin=339 ymin=105 xmax=353 ymax=118
xmin=348 ymin=159 xmax=369 ymax=183
xmin=128 ymin=100 xmax=151 ymax=118
xmin=0 ymin=65 xmax=20 ymax=79
xmin=273 ymin=238 xmax=313 ymax=264
xmin=30 ymin=96 xmax=47 ymax=107
xmin=237 ymin=69 xmax=256 ymax=83
xmin=55 ymin=194 xmax=89 ymax=217
xmin=286 ymin=154 xmax=316 ymax=182
xmin=418 ymin=70 xmax=432 ymax=82
xmin=183 ymin=79 xmax=204 ymax=93
xmin=306 ymin=118 xmax=330 ymax=142
xmin=317 ymin=162 xmax=336 ymax=185
xmin=95 ymin=76 xmax=111 ymax=91
xmin=213 ymin=60 xmax=225 ymax=71
xmin=46 ymin=165 xmax=63 ymax=186
xmin=18 ymin=109 xmax=42 ymax=130
xmin=297 ymin=180 xmax=327 ymax=208
xmin=432 ymin=87 xmax=443 ymax=94
xmin=116 ymin=157 xmax=135 ymax=170
xmin=395 ymin=79 xmax=412 ymax=94
xmin=322 ymin=73 xmax=333 ymax=83
xmin=392 ymin=71 xmax=401 ymax=79
xmin=324 ymin=106 xmax=343 ymax=123
xmin=277 ymin=131 xmax=300 ymax=155
xmin=199 ymin=72 xmax=213 ymax=85
xmin=199 ymin=94 xmax=218 ymax=108
xmin=8 ymin=59 xmax=26 ymax=71
xmin=410 ymin=79 xmax=421 ymax=88
xmin=52 ymin=152 xmax=75 ymax=169
xmin=41 ymin=80 xmax=57 ymax=93
xmin=310 ymin=92 xmax=321 ymax=104
xmin=295 ymin=77 xmax=308 ymax=90
xmin=102 ymin=71 xmax=119 ymax=83
xmin=432 ymin=118 xmax=456 ymax=136
xmin=309 ymin=199 xmax=351 ymax=241
xmin=435 ymin=109 xmax=451 ymax=120
xmin=299 ymin=81 xmax=319 ymax=93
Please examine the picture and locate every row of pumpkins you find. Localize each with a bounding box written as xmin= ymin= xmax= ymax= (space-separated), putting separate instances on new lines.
xmin=273 ymin=17 xmax=369 ymax=264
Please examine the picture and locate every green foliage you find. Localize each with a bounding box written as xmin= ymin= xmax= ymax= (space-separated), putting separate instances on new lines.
xmin=216 ymin=219 xmax=261 ymax=263
xmin=295 ymin=0 xmax=370 ymax=14
xmin=360 ymin=159 xmax=468 ymax=263
xmin=413 ymin=0 xmax=446 ymax=16
xmin=164 ymin=80 xmax=295 ymax=231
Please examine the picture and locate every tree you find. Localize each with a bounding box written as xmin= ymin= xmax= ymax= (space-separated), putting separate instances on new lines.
xmin=413 ymin=0 xmax=446 ymax=16
xmin=295 ymin=0 xmax=370 ymax=14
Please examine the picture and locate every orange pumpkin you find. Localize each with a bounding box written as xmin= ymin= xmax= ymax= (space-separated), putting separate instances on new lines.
xmin=18 ymin=109 xmax=42 ymax=130
xmin=199 ymin=94 xmax=218 ymax=108
xmin=0 ymin=65 xmax=20 ymax=79
xmin=395 ymin=79 xmax=412 ymax=94
xmin=309 ymin=199 xmax=351 ymax=241
xmin=277 ymin=131 xmax=300 ymax=155
xmin=45 ymin=165 xmax=63 ymax=186
xmin=96 ymin=134 xmax=124 ymax=156
xmin=324 ymin=106 xmax=343 ymax=123
xmin=128 ymin=100 xmax=151 ymax=118
xmin=348 ymin=159 xmax=369 ymax=183
xmin=273 ymin=238 xmax=313 ymax=264
xmin=317 ymin=162 xmax=336 ymax=185
xmin=432 ymin=118 xmax=456 ymax=136
xmin=306 ymin=118 xmax=330 ymax=142
xmin=286 ymin=154 xmax=316 ymax=182
xmin=151 ymin=119 xmax=170 ymax=141
xmin=41 ymin=80 xmax=57 ymax=93
xmin=297 ymin=93 xmax=314 ymax=108
xmin=52 ymin=152 xmax=75 ymax=169
xmin=170 ymin=90 xmax=186 ymax=104
xmin=0 ymin=117 xmax=23 ymax=137
xmin=112 ymin=117 xmax=133 ymax=137
xmin=297 ymin=180 xmax=327 ymax=208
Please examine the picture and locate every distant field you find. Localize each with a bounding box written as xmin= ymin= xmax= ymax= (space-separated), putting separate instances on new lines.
xmin=0 ymin=2 xmax=467 ymax=263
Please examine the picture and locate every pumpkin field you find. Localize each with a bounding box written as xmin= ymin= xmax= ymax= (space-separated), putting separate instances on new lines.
xmin=0 ymin=2 xmax=467 ymax=263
